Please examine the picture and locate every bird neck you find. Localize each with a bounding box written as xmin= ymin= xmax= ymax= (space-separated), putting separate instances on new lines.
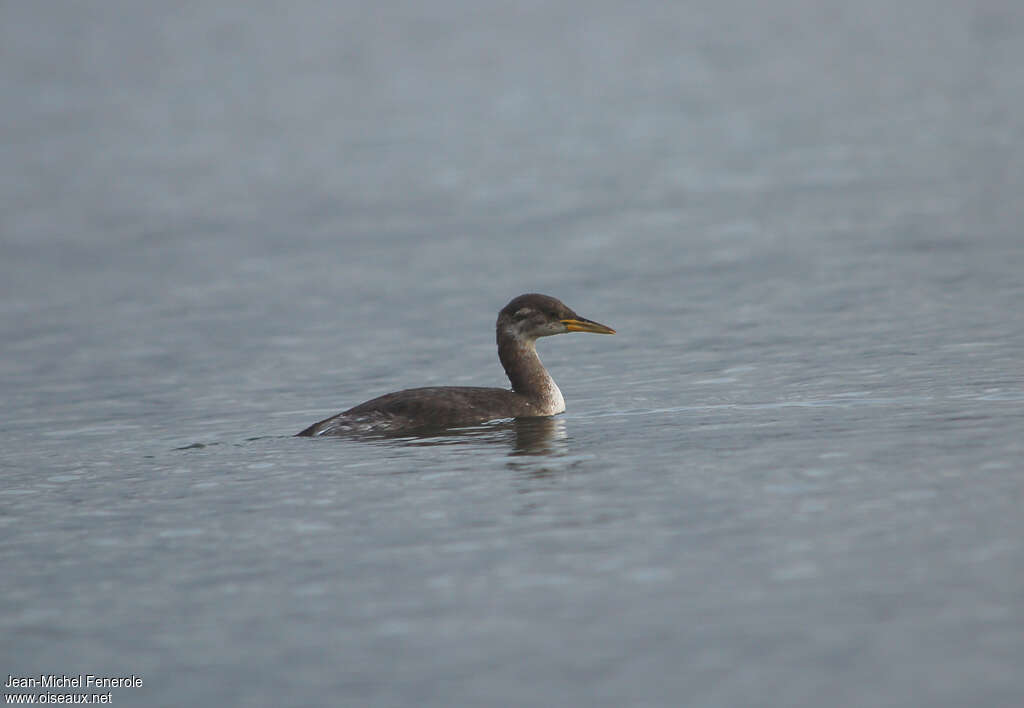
xmin=497 ymin=330 xmax=565 ymax=414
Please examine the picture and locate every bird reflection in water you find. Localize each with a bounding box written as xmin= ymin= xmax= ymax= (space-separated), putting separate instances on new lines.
xmin=372 ymin=415 xmax=565 ymax=455
xmin=327 ymin=416 xmax=576 ymax=478
xmin=508 ymin=416 xmax=565 ymax=456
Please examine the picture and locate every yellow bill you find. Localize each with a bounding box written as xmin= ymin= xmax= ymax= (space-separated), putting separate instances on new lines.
xmin=561 ymin=318 xmax=616 ymax=335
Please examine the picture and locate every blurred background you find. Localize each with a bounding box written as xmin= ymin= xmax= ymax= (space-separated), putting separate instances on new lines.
xmin=2 ymin=1 xmax=1022 ymax=706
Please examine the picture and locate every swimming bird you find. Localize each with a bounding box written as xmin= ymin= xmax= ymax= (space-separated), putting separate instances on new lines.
xmin=297 ymin=293 xmax=615 ymax=435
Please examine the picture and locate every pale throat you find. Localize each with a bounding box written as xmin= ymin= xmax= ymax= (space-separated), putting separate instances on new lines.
xmin=498 ymin=329 xmax=566 ymax=415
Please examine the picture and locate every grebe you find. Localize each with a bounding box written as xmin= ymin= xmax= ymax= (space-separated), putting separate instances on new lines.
xmin=297 ymin=293 xmax=615 ymax=435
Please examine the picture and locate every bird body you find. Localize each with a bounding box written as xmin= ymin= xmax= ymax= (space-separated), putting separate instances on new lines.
xmin=297 ymin=294 xmax=614 ymax=436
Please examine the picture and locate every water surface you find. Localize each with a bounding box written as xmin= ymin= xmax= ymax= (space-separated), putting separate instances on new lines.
xmin=2 ymin=1 xmax=1023 ymax=706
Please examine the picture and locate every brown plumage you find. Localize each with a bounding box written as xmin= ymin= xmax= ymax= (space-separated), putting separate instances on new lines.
xmin=296 ymin=293 xmax=615 ymax=436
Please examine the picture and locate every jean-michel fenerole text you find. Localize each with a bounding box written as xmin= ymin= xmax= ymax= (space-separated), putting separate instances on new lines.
xmin=6 ymin=675 xmax=142 ymax=689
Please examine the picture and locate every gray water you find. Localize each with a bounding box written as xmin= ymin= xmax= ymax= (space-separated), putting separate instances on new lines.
xmin=3 ymin=1 xmax=1023 ymax=706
